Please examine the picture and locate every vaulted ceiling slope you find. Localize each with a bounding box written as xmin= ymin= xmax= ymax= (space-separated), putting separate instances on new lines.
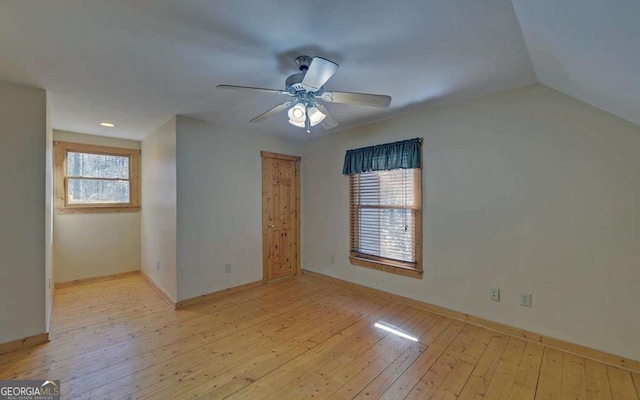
xmin=0 ymin=0 xmax=535 ymax=140
xmin=512 ymin=0 xmax=640 ymax=126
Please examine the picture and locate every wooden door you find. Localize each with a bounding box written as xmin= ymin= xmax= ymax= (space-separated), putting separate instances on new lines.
xmin=262 ymin=151 xmax=301 ymax=281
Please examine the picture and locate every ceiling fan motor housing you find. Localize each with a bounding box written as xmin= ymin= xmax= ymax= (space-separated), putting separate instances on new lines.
xmin=286 ymin=56 xmax=323 ymax=94
xmin=286 ymin=72 xmax=323 ymax=96
xmin=285 ymin=72 xmax=306 ymax=93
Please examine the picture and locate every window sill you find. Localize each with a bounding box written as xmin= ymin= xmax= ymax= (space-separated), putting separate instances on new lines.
xmin=349 ymin=256 xmax=423 ymax=279
xmin=56 ymin=206 xmax=140 ymax=214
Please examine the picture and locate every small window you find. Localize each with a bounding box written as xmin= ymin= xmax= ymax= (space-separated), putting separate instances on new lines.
xmin=55 ymin=141 xmax=140 ymax=213
xmin=350 ymin=168 xmax=422 ymax=278
xmin=344 ymin=138 xmax=423 ymax=279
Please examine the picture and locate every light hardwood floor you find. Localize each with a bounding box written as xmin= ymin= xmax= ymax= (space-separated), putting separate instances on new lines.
xmin=0 ymin=275 xmax=638 ymax=399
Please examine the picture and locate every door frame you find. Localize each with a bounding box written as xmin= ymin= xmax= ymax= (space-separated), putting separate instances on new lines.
xmin=261 ymin=151 xmax=302 ymax=281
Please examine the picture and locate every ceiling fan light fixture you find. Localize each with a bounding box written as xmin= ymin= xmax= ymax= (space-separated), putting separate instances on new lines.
xmin=288 ymin=118 xmax=306 ymax=128
xmin=287 ymin=103 xmax=306 ymax=121
xmin=307 ymin=106 xmax=326 ymax=127
xmin=287 ymin=102 xmax=308 ymax=128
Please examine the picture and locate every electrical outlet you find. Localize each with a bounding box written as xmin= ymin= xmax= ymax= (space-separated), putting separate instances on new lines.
xmin=225 ymin=263 xmax=232 ymax=273
xmin=156 ymin=261 xmax=160 ymax=270
xmin=330 ymin=255 xmax=336 ymax=264
xmin=521 ymin=293 xmax=532 ymax=308
xmin=490 ymin=287 xmax=500 ymax=302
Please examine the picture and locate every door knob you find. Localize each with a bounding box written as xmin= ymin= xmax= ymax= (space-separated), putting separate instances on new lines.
xmin=268 ymin=223 xmax=274 ymax=228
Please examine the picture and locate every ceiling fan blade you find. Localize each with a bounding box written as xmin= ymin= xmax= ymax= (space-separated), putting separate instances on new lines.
xmin=250 ymin=101 xmax=292 ymax=123
xmin=321 ymin=91 xmax=391 ymax=108
xmin=314 ymin=103 xmax=339 ymax=129
xmin=217 ymin=85 xmax=288 ymax=95
xmin=301 ymin=57 xmax=339 ymax=92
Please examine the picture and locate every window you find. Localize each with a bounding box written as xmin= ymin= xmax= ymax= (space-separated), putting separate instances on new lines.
xmin=350 ymin=168 xmax=422 ymax=278
xmin=344 ymin=138 xmax=422 ymax=278
xmin=55 ymin=141 xmax=140 ymax=213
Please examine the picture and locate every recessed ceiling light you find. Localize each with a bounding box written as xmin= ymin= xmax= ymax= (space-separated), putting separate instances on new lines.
xmin=100 ymin=122 xmax=116 ymax=128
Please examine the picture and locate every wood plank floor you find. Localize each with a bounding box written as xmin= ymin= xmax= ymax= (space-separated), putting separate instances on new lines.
xmin=0 ymin=275 xmax=638 ymax=399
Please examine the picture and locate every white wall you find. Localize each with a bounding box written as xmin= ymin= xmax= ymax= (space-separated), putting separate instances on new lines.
xmin=52 ymin=130 xmax=141 ymax=283
xmin=45 ymin=93 xmax=53 ymax=330
xmin=141 ymin=118 xmax=177 ymax=301
xmin=0 ymin=81 xmax=46 ymax=343
xmin=175 ymin=116 xmax=303 ymax=301
xmin=302 ymin=84 xmax=640 ymax=361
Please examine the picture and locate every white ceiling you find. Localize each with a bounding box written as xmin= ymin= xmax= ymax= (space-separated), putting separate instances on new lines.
xmin=2 ymin=1 xmax=638 ymax=142
xmin=512 ymin=0 xmax=640 ymax=127
xmin=0 ymin=0 xmax=536 ymax=140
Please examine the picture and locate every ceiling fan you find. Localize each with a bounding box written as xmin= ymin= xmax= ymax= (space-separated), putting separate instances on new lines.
xmin=217 ymin=56 xmax=392 ymax=133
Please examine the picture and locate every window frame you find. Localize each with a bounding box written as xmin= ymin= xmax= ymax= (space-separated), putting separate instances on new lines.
xmin=54 ymin=141 xmax=141 ymax=214
xmin=349 ymin=168 xmax=423 ymax=279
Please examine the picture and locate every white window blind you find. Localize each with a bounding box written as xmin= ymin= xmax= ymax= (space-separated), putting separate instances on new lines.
xmin=350 ymin=168 xmax=421 ymax=268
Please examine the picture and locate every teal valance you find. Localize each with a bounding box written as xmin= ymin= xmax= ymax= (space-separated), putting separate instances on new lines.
xmin=342 ymin=138 xmax=422 ymax=175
